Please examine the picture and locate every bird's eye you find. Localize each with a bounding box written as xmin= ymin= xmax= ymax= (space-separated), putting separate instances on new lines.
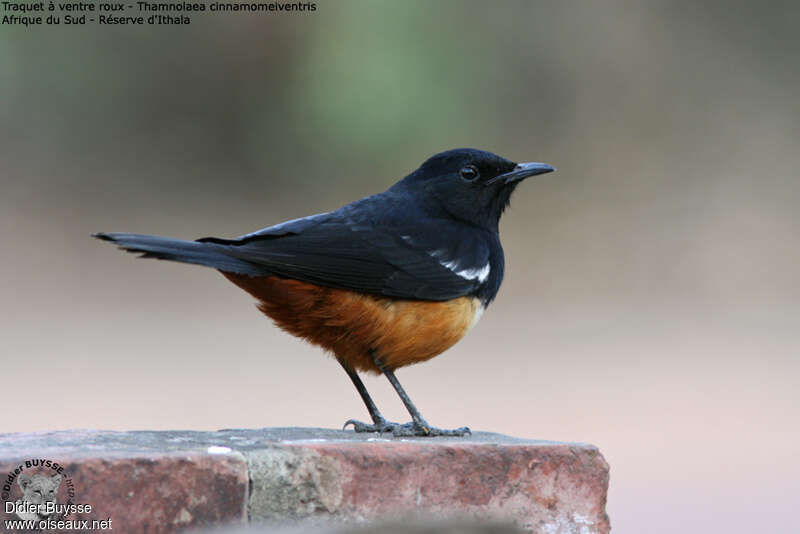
xmin=459 ymin=165 xmax=480 ymax=182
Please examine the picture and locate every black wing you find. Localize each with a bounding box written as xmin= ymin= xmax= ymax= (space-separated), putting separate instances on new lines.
xmin=201 ymin=212 xmax=492 ymax=301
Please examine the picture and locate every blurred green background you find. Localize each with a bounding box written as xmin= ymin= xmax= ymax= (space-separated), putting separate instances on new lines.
xmin=2 ymin=1 xmax=799 ymax=532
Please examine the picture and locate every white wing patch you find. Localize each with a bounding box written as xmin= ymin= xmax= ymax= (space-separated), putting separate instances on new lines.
xmin=454 ymin=263 xmax=491 ymax=283
xmin=428 ymin=249 xmax=490 ymax=283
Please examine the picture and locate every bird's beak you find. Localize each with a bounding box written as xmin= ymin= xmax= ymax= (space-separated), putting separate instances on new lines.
xmin=488 ymin=162 xmax=556 ymax=185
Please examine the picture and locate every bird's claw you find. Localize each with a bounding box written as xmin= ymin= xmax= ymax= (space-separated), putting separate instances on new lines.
xmin=343 ymin=418 xmax=471 ymax=437
xmin=391 ymin=422 xmax=471 ymax=437
xmin=343 ymin=418 xmax=396 ymax=434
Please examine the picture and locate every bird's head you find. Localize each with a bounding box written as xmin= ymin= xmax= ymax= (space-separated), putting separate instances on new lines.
xmin=398 ymin=148 xmax=555 ymax=231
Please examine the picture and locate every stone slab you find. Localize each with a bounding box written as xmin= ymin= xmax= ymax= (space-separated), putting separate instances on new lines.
xmin=0 ymin=428 xmax=609 ymax=533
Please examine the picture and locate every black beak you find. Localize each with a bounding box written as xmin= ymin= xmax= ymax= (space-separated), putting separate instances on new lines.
xmin=488 ymin=162 xmax=556 ymax=185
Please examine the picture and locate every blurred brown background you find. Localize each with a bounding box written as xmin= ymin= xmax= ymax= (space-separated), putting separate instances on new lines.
xmin=1 ymin=1 xmax=798 ymax=532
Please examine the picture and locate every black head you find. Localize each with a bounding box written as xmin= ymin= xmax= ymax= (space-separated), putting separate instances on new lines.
xmin=397 ymin=148 xmax=555 ymax=231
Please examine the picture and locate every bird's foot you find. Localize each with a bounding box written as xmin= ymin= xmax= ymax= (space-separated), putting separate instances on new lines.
xmin=392 ymin=419 xmax=472 ymax=437
xmin=342 ymin=415 xmax=399 ymax=435
xmin=343 ymin=417 xmax=470 ymax=437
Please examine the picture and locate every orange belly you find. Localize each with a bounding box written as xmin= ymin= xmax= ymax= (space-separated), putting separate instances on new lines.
xmin=222 ymin=273 xmax=482 ymax=373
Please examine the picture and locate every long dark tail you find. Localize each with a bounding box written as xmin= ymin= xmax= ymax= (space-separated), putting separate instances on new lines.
xmin=93 ymin=233 xmax=266 ymax=276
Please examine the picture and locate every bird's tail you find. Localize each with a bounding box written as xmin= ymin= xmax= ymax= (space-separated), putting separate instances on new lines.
xmin=93 ymin=232 xmax=265 ymax=276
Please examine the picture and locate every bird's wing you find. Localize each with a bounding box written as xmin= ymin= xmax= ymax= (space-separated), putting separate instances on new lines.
xmin=234 ymin=212 xmax=332 ymax=241
xmin=201 ymin=213 xmax=491 ymax=301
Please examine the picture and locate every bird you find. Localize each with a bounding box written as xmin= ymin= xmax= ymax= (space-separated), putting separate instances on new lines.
xmin=94 ymin=148 xmax=555 ymax=437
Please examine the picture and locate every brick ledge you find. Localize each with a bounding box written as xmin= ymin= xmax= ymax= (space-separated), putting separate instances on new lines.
xmin=0 ymin=428 xmax=610 ymax=533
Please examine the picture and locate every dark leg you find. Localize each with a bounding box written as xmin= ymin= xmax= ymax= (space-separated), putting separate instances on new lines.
xmin=339 ymin=360 xmax=402 ymax=434
xmin=380 ymin=367 xmax=471 ymax=437
xmin=340 ymin=362 xmax=382 ymax=423
xmin=343 ymin=350 xmax=470 ymax=437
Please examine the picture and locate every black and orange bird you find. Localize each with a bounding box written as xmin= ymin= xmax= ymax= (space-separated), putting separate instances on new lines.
xmin=95 ymin=149 xmax=555 ymax=436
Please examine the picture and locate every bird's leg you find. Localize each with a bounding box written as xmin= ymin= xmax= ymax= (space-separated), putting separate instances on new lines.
xmin=340 ymin=360 xmax=402 ymax=434
xmin=341 ymin=352 xmax=470 ymax=437
xmin=380 ymin=367 xmax=471 ymax=437
xmin=353 ymin=350 xmax=470 ymax=437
